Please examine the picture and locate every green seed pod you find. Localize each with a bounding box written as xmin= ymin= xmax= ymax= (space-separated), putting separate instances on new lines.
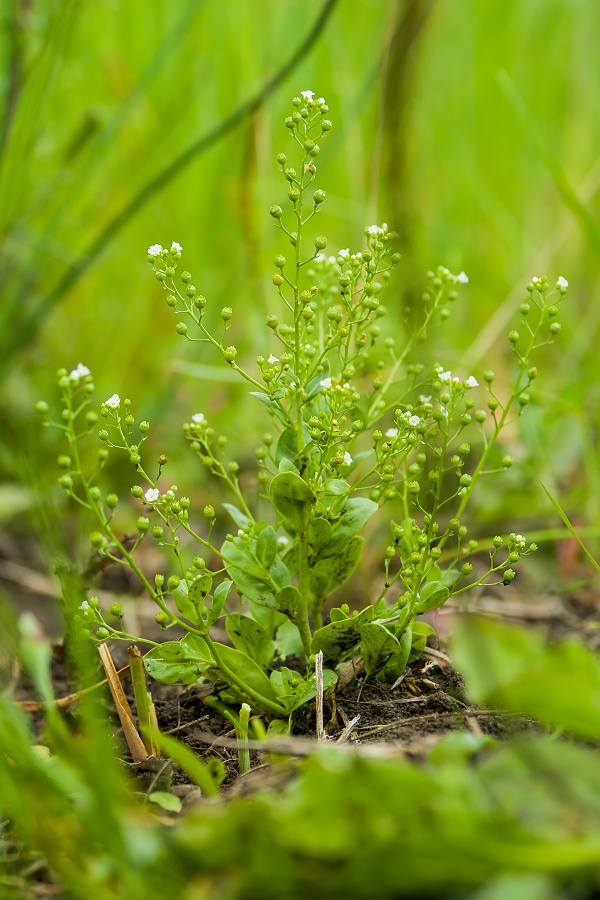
xmin=502 ymin=455 xmax=514 ymax=468
xmin=193 ymin=557 xmax=206 ymax=570
xmin=131 ymin=485 xmax=144 ymax=498
xmin=155 ymin=611 xmax=169 ymax=627
xmin=35 ymin=400 xmax=50 ymax=416
xmin=139 ymin=421 xmax=150 ymax=434
xmin=288 ymin=188 xmax=300 ymax=202
xmin=458 ymin=526 xmax=468 ymax=538
xmin=492 ymin=535 xmax=503 ymax=547
xmin=186 ymin=285 xmax=197 ymax=297
xmin=407 ymin=481 xmax=420 ymax=495
xmin=109 ymin=603 xmax=122 ymax=618
xmin=313 ymin=189 xmax=326 ymax=205
xmin=137 ymin=517 xmax=150 ymax=532
xmin=176 ymin=322 xmax=188 ymax=335
xmin=224 ymin=346 xmax=238 ymax=361
xmin=155 ymin=271 xmax=166 ymax=282
xmin=57 ymin=455 xmax=72 ymax=470
xmin=106 ymin=493 xmax=118 ymax=509
xmin=461 ymin=562 xmax=473 ymax=575
xmin=130 ymin=452 xmax=141 ymax=465
xmin=96 ymin=627 xmax=109 ymax=639
xmin=315 ymin=235 xmax=327 ymax=249
xmin=503 ymin=569 xmax=516 ymax=583
xmin=89 ymin=486 xmax=101 ymax=501
xmin=167 ymin=575 xmax=180 ymax=592
xmin=272 ymin=274 xmax=284 ymax=286
xmin=475 ymin=410 xmax=486 ymax=423
xmin=221 ymin=307 xmax=233 ymax=320
xmin=550 ymin=322 xmax=561 ymax=334
xmin=508 ymin=330 xmax=519 ymax=344
xmin=203 ymin=505 xmax=216 ymax=520
xmin=227 ymin=461 xmax=239 ymax=474
xmin=430 ymin=547 xmax=442 ymax=560
xmin=152 ymin=526 xmax=164 ymax=540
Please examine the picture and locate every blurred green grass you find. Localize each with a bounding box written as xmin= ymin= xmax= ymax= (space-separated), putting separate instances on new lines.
xmin=2 ymin=0 xmax=600 ymax=564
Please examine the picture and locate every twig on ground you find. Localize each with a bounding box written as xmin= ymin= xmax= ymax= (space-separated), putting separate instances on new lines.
xmin=97 ymin=643 xmax=148 ymax=762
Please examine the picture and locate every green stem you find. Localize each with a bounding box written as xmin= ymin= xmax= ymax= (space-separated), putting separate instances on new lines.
xmin=204 ymin=634 xmax=287 ymax=718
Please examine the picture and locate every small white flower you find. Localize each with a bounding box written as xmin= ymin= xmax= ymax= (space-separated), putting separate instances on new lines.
xmin=268 ymin=354 xmax=279 ymax=365
xmin=315 ymin=253 xmax=326 ymax=262
xmin=69 ymin=363 xmax=91 ymax=382
xmin=419 ymin=395 xmax=432 ymax=403
xmin=465 ymin=376 xmax=479 ymax=388
xmin=343 ymin=382 xmax=350 ymax=389
xmin=456 ymin=271 xmax=469 ymax=284
xmin=338 ymin=248 xmax=350 ymax=259
xmin=79 ymin=600 xmax=90 ymax=611
xmin=438 ymin=371 xmax=452 ymax=383
xmin=367 ymin=225 xmax=383 ymax=236
xmin=105 ymin=393 xmax=120 ymax=409
xmin=343 ymin=452 xmax=353 ymax=466
xmin=171 ymin=241 xmax=182 ymax=253
xmin=144 ymin=488 xmax=160 ymax=503
xmin=317 ymin=97 xmax=326 ymax=106
xmin=328 ymin=255 xmax=337 ymax=265
xmin=556 ymin=276 xmax=568 ymax=289
xmin=320 ymin=377 xmax=332 ymax=389
xmin=277 ymin=535 xmax=290 ymax=547
xmin=191 ymin=413 xmax=205 ymax=424
xmin=385 ymin=428 xmax=398 ymax=439
xmin=147 ymin=244 xmax=163 ymax=257
xmin=301 ymin=90 xmax=315 ymax=101
xmin=408 ymin=415 xmax=421 ymax=427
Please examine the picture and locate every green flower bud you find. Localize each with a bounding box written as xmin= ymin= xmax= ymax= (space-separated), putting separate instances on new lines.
xmin=224 ymin=346 xmax=237 ymax=362
xmin=508 ymin=330 xmax=519 ymax=344
xmin=315 ymin=235 xmax=327 ymax=250
xmin=137 ymin=517 xmax=150 ymax=532
xmin=518 ymin=393 xmax=530 ymax=406
xmin=167 ymin=575 xmax=180 ymax=592
xmin=227 ymin=461 xmax=239 ymax=474
xmin=110 ymin=603 xmax=123 ymax=618
xmin=503 ymin=568 xmax=516 ymax=583
xmin=186 ymin=285 xmax=196 ymax=297
xmin=430 ymin=547 xmax=442 ymax=560
xmin=475 ymin=410 xmax=486 ymax=423
xmin=458 ymin=443 xmax=470 ymax=456
xmin=90 ymin=531 xmax=105 ymax=549
xmin=221 ymin=307 xmax=233 ymax=320
xmin=313 ymin=189 xmax=326 ymax=205
xmin=547 ymin=305 xmax=558 ymax=318
xmin=98 ymin=447 xmax=109 ymax=461
xmin=502 ymin=455 xmax=514 ymax=468
xmin=407 ymin=481 xmax=420 ymax=494
xmin=155 ymin=611 xmax=169 ymax=627
xmin=176 ymin=322 xmax=188 ymax=335
xmin=272 ymin=273 xmax=284 ymax=286
xmin=152 ymin=526 xmax=164 ymax=540
xmin=270 ymin=204 xmax=283 ymax=219
xmin=203 ymin=505 xmax=216 ymax=520
xmin=89 ymin=486 xmax=101 ymax=501
xmin=288 ymin=188 xmax=300 ymax=202
xmin=166 ymin=295 xmax=177 ymax=308
xmin=550 ymin=322 xmax=561 ymax=334
xmin=106 ymin=493 xmax=118 ymax=509
xmin=449 ymin=518 xmax=460 ymax=531
xmin=459 ymin=474 xmax=472 ymax=487
xmin=155 ymin=574 xmax=165 ymax=588
xmin=458 ymin=525 xmax=468 ymax=538
xmin=57 ymin=455 xmax=72 ymax=470
xmin=461 ymin=562 xmax=473 ymax=576
xmin=508 ymin=551 xmax=519 ymax=563
xmin=139 ymin=421 xmax=150 ymax=434
xmin=520 ymin=302 xmax=530 ymax=316
xmin=130 ymin=452 xmax=141 ymax=465
xmin=96 ymin=627 xmax=109 ymax=640
xmin=492 ymin=535 xmax=503 ymax=547
xmin=193 ymin=557 xmax=206 ymax=570
xmin=35 ymin=400 xmax=49 ymax=415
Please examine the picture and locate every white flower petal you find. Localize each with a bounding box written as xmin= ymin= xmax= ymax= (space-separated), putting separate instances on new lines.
xmin=147 ymin=244 xmax=163 ymax=257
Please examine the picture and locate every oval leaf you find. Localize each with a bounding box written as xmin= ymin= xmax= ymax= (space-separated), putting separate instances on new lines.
xmin=416 ymin=581 xmax=449 ymax=613
xmin=270 ymin=472 xmax=315 ymax=533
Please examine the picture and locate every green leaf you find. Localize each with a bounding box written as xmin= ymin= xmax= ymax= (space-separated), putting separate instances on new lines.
xmin=416 ymin=581 xmax=449 ymax=613
xmin=308 ymin=517 xmax=332 ymax=557
xmin=275 ymin=427 xmax=299 ymax=465
xmin=452 ymin=617 xmax=600 ymax=740
xmin=360 ymin=623 xmax=402 ymax=675
xmin=310 ymin=537 xmax=363 ymax=604
xmin=278 ymin=458 xmax=299 ymax=474
xmin=379 ymin=627 xmax=413 ymax=683
xmin=311 ymin=606 xmax=374 ymax=662
xmin=180 ymin=633 xmax=213 ymax=661
xmin=188 ymin=574 xmax=213 ymax=604
xmin=148 ymin=791 xmax=182 ymax=813
xmin=145 ymin=728 xmax=221 ymax=796
xmin=256 ymin=526 xmax=277 ymax=569
xmin=270 ymin=472 xmax=315 ymax=533
xmin=222 ymin=503 xmax=251 ymax=530
xmin=329 ymin=606 xmax=349 ymax=622
xmin=270 ymin=666 xmax=337 ymax=713
xmin=143 ymin=642 xmax=210 ymax=685
xmin=213 ymin=642 xmax=278 ymax=703
xmin=275 ymin=619 xmax=305 ymax=660
xmin=409 ymin=621 xmax=434 ymax=662
xmin=322 ymin=478 xmax=350 ymax=497
xmin=206 ymin=579 xmax=233 ymax=626
xmin=249 ymin=391 xmax=289 ymax=425
xmin=321 ymin=498 xmax=378 ymax=557
xmin=275 ymin=584 xmax=302 ymax=615
xmin=172 ymin=581 xmax=197 ymax=624
xmin=226 ymin=614 xmax=275 ymax=668
xmin=222 ymin=538 xmax=272 ymax=601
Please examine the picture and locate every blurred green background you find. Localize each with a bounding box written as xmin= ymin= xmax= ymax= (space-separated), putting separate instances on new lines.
xmin=2 ymin=0 xmax=600 ymax=591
